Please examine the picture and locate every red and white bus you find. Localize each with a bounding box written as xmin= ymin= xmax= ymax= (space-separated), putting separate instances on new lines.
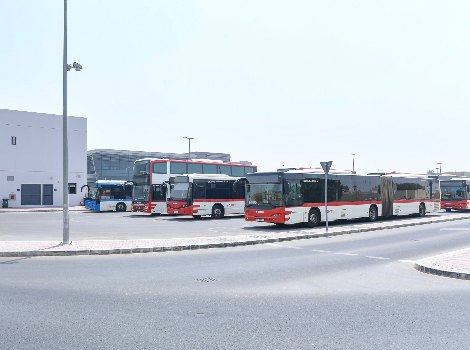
xmin=244 ymin=170 xmax=441 ymax=226
xmin=166 ymin=174 xmax=245 ymax=219
xmin=440 ymin=178 xmax=470 ymax=212
xmin=131 ymin=158 xmax=256 ymax=215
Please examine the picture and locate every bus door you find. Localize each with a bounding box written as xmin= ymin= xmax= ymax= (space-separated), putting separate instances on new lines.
xmin=380 ymin=176 xmax=394 ymax=217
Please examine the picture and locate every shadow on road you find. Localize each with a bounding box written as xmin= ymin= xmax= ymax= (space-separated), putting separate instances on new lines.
xmin=242 ymin=214 xmax=442 ymax=232
xmin=0 ymin=257 xmax=33 ymax=265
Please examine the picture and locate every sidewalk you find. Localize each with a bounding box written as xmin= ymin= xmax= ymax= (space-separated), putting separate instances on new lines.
xmin=0 ymin=206 xmax=87 ymax=213
xmin=1 ymin=212 xmax=470 ymax=259
xmin=415 ymin=248 xmax=470 ymax=280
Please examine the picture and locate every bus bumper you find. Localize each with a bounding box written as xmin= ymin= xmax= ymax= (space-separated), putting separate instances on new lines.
xmin=167 ymin=201 xmax=194 ymax=215
xmin=245 ymin=207 xmax=286 ymax=224
xmin=132 ymin=204 xmax=150 ymax=213
xmin=441 ymin=200 xmax=467 ymax=210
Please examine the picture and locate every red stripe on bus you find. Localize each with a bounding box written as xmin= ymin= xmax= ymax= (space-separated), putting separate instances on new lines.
xmin=193 ymin=199 xmax=243 ymax=202
xmin=302 ymin=201 xmax=381 ymax=207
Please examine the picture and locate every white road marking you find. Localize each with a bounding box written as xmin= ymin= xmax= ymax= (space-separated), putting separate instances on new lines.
xmin=440 ymin=228 xmax=470 ymax=231
xmin=265 ymin=243 xmax=410 ymax=263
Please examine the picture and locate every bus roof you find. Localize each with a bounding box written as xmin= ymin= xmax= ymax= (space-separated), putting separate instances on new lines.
xmin=134 ymin=158 xmax=255 ymax=166
xmin=96 ymin=180 xmax=131 ymax=185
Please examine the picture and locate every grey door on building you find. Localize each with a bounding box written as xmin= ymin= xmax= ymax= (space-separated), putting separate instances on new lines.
xmin=42 ymin=184 xmax=53 ymax=205
xmin=21 ymin=184 xmax=41 ymax=205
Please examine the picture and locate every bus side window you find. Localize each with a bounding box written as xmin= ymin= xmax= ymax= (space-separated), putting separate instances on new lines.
xmin=193 ymin=181 xmax=206 ymax=199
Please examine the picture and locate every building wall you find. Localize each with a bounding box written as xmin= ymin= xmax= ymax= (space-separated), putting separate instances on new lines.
xmin=87 ymin=149 xmax=232 ymax=186
xmin=0 ymin=109 xmax=87 ymax=207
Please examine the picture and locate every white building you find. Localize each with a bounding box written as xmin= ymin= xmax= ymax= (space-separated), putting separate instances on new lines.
xmin=0 ymin=109 xmax=87 ymax=207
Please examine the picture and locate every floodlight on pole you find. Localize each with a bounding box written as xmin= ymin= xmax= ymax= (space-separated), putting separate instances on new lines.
xmin=62 ymin=0 xmax=82 ymax=245
xmin=183 ymin=137 xmax=194 ymax=160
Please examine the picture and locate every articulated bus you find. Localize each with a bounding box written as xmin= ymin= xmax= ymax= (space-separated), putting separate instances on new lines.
xmin=84 ymin=180 xmax=133 ymax=212
xmin=244 ymin=170 xmax=440 ymax=226
xmin=167 ymin=174 xmax=245 ymax=219
xmin=131 ymin=158 xmax=257 ymax=215
xmin=440 ymin=178 xmax=470 ymax=212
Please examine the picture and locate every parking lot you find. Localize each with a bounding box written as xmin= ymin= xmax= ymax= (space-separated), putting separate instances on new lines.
xmin=1 ymin=210 xmax=469 ymax=241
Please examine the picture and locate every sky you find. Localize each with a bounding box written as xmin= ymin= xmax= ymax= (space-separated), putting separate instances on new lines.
xmin=1 ymin=0 xmax=469 ymax=173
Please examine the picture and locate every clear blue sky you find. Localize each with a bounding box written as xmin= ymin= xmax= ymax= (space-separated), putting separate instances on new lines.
xmin=1 ymin=0 xmax=469 ymax=173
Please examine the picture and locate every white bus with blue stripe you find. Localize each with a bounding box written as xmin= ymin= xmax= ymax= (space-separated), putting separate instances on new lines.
xmin=85 ymin=180 xmax=133 ymax=212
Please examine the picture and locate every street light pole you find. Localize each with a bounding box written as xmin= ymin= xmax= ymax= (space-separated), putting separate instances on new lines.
xmin=320 ymin=161 xmax=333 ymax=233
xmin=183 ymin=137 xmax=194 ymax=160
xmin=62 ymin=0 xmax=82 ymax=244
xmin=352 ymin=153 xmax=356 ymax=174
xmin=62 ymin=0 xmax=69 ymax=244
xmin=437 ymin=162 xmax=442 ymax=175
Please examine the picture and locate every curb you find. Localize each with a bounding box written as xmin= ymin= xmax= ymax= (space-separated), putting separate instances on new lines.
xmin=414 ymin=264 xmax=470 ymax=281
xmin=1 ymin=214 xmax=470 ymax=258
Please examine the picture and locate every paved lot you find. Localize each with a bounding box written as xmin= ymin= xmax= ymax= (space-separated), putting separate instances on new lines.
xmin=2 ymin=209 xmax=470 ymax=279
xmin=2 ymin=223 xmax=470 ymax=350
xmin=0 ymin=209 xmax=468 ymax=241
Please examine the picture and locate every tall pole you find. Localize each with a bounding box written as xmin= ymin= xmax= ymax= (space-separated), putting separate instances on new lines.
xmin=437 ymin=162 xmax=442 ymax=174
xmin=352 ymin=153 xmax=355 ymax=174
xmin=320 ymin=161 xmax=332 ymax=233
xmin=183 ymin=137 xmax=194 ymax=160
xmin=324 ymin=171 xmax=328 ymax=232
xmin=62 ymin=0 xmax=70 ymax=244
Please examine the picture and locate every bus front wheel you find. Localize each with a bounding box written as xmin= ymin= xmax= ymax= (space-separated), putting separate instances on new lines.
xmin=305 ymin=209 xmax=320 ymax=228
xmin=116 ymin=202 xmax=127 ymax=212
xmin=445 ymin=208 xmax=451 ymax=212
xmin=211 ymin=204 xmax=224 ymax=219
xmin=368 ymin=205 xmax=378 ymax=222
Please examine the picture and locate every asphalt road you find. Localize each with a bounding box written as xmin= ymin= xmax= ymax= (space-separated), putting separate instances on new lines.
xmin=1 ymin=220 xmax=470 ymax=349
xmin=0 ymin=210 xmax=468 ymax=241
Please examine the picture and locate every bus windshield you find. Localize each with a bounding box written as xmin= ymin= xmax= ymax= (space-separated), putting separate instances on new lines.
xmin=441 ymin=185 xmax=467 ymax=200
xmin=169 ymin=182 xmax=191 ymax=201
xmin=133 ymin=185 xmax=150 ymax=202
xmin=246 ymin=183 xmax=283 ymax=208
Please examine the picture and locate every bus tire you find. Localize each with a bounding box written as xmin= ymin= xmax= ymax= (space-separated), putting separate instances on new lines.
xmin=193 ymin=215 xmax=202 ymax=219
xmin=116 ymin=202 xmax=127 ymax=212
xmin=150 ymin=213 xmax=161 ymax=217
xmin=368 ymin=205 xmax=378 ymax=222
xmin=305 ymin=208 xmax=320 ymax=228
xmin=445 ymin=208 xmax=451 ymax=212
xmin=418 ymin=203 xmax=426 ymax=217
xmin=211 ymin=204 xmax=224 ymax=219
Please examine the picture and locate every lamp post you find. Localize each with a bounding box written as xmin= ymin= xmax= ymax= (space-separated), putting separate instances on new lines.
xmin=320 ymin=161 xmax=333 ymax=233
xmin=63 ymin=0 xmax=82 ymax=244
xmin=352 ymin=153 xmax=356 ymax=174
xmin=183 ymin=136 xmax=194 ymax=160
xmin=437 ymin=162 xmax=442 ymax=175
